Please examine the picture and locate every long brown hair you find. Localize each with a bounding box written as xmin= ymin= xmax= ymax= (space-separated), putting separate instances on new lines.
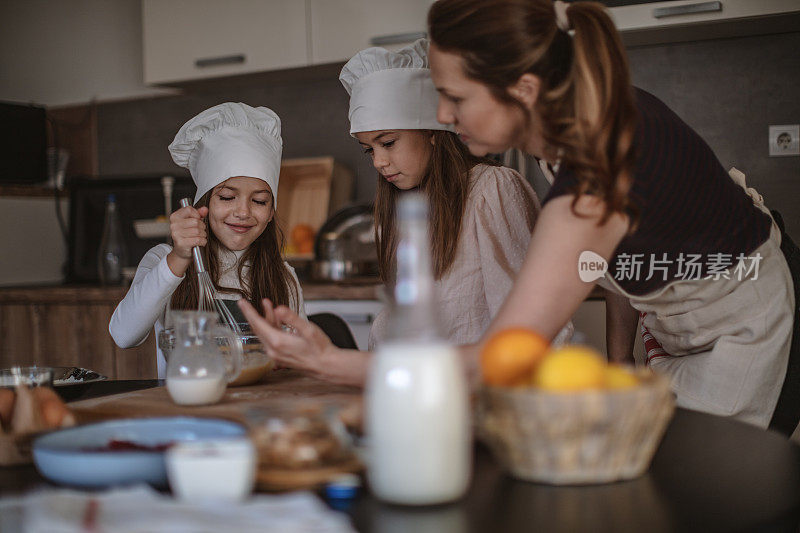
xmin=374 ymin=129 xmax=498 ymax=282
xmin=429 ymin=0 xmax=638 ymax=225
xmin=171 ymin=188 xmax=298 ymax=311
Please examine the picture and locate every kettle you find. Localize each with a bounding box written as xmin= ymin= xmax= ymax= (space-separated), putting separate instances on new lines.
xmin=311 ymin=204 xmax=379 ymax=281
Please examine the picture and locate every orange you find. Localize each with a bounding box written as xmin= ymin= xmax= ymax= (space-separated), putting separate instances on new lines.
xmin=290 ymin=224 xmax=315 ymax=253
xmin=481 ymin=328 xmax=550 ymax=386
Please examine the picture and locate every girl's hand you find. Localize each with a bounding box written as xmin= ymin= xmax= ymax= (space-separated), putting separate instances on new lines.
xmin=169 ymin=205 xmax=209 ymax=259
xmin=238 ymin=298 xmax=370 ymax=387
xmin=238 ymin=298 xmax=333 ymax=377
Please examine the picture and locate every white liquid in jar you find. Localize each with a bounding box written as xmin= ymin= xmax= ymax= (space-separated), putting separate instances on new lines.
xmin=167 ymin=375 xmax=227 ymax=406
xmin=366 ymin=342 xmax=471 ymax=505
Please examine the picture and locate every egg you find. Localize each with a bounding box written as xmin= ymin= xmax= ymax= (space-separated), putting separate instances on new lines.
xmin=33 ymin=387 xmax=72 ymax=428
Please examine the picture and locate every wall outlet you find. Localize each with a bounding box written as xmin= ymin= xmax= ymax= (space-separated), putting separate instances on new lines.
xmin=769 ymin=124 xmax=800 ymax=157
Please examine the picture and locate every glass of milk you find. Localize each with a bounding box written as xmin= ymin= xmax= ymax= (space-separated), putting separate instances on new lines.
xmin=166 ymin=311 xmax=243 ymax=406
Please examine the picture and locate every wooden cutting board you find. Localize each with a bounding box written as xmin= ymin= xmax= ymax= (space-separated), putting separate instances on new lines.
xmin=69 ymin=369 xmax=362 ymax=427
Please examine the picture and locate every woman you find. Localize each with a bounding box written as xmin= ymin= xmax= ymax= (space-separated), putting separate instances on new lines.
xmin=110 ymin=103 xmax=305 ymax=378
xmin=426 ymin=0 xmax=797 ymax=433
xmin=239 ymin=40 xmax=568 ymax=386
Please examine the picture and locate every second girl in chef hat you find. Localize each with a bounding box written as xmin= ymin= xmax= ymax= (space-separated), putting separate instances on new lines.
xmin=240 ymin=40 xmax=571 ymax=386
xmin=110 ymin=102 xmax=304 ymax=378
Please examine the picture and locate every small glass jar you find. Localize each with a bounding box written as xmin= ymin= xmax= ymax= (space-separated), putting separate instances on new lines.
xmin=0 ymin=366 xmax=54 ymax=388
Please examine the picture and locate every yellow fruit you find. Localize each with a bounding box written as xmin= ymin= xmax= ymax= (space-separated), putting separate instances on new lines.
xmin=533 ymin=345 xmax=606 ymax=391
xmin=481 ymin=328 xmax=550 ymax=386
xmin=605 ymin=364 xmax=639 ymax=389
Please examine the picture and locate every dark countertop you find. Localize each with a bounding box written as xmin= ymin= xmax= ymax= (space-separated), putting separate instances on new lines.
xmin=2 ymin=380 xmax=799 ymax=532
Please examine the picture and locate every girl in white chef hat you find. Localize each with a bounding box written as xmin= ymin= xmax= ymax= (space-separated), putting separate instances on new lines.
xmin=239 ymin=40 xmax=571 ymax=386
xmin=110 ymin=102 xmax=304 ymax=378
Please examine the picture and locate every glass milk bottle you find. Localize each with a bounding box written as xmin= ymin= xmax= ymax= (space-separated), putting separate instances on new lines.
xmin=366 ymin=193 xmax=471 ymax=505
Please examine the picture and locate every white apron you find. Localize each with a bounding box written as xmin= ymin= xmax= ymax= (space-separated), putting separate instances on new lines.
xmin=599 ymin=169 xmax=795 ymax=429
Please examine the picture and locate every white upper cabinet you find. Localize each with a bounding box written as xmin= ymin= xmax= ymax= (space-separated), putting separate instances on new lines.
xmin=142 ymin=0 xmax=309 ymax=85
xmin=609 ymin=0 xmax=800 ymax=45
xmin=308 ymin=0 xmax=434 ymax=65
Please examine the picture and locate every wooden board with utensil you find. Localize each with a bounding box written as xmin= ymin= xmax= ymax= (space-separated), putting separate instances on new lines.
xmin=68 ymin=369 xmax=361 ymax=426
xmin=68 ymin=369 xmax=364 ymax=491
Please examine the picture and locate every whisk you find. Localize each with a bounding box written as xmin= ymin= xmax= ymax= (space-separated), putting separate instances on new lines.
xmin=179 ymin=198 xmax=242 ymax=335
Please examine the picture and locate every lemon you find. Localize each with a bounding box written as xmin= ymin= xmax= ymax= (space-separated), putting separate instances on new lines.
xmin=605 ymin=364 xmax=639 ymax=389
xmin=533 ymin=345 xmax=606 ymax=391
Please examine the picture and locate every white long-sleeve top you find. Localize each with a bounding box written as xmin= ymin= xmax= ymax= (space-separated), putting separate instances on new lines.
xmin=109 ymin=243 xmax=305 ymax=378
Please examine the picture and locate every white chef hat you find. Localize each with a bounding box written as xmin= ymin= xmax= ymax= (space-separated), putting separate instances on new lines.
xmin=340 ymin=38 xmax=453 ymax=135
xmin=168 ymin=102 xmax=282 ymax=204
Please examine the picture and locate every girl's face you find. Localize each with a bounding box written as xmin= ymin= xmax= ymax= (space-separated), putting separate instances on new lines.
xmin=429 ymin=43 xmax=530 ymax=157
xmin=207 ymin=176 xmax=274 ymax=251
xmin=355 ymin=130 xmax=433 ymax=190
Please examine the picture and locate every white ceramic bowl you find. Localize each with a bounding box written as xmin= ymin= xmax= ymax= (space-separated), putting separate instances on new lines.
xmin=166 ymin=437 xmax=256 ymax=501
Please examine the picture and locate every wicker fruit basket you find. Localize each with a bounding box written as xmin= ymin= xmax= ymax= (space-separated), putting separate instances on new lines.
xmin=477 ymin=371 xmax=675 ymax=485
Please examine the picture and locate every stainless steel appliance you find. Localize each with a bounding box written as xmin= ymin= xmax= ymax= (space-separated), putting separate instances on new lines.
xmin=311 ymin=204 xmax=379 ymax=282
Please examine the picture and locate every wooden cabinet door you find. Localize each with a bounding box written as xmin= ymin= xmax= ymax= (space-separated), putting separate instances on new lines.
xmin=0 ymin=299 xmax=157 ymax=379
xmin=143 ymin=0 xmax=308 ymax=85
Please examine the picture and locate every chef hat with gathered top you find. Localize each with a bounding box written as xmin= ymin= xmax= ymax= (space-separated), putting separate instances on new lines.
xmin=340 ymin=38 xmax=453 ymax=135
xmin=168 ymin=102 xmax=282 ymax=204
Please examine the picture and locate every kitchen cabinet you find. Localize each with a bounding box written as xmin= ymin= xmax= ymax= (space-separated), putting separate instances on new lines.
xmin=308 ymin=0 xmax=433 ymax=65
xmin=609 ymin=0 xmax=800 ymax=46
xmin=0 ymin=287 xmax=156 ymax=379
xmin=0 ymin=282 xmax=380 ymax=378
xmin=142 ymin=0 xmax=309 ymax=85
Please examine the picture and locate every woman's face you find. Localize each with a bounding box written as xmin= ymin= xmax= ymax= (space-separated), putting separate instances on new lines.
xmin=355 ymin=129 xmax=433 ymax=190
xmin=429 ymin=43 xmax=529 ymax=157
xmin=207 ymin=176 xmax=274 ymax=251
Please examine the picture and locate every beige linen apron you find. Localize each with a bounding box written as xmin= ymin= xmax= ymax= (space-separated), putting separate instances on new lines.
xmin=598 ymin=169 xmax=794 ymax=429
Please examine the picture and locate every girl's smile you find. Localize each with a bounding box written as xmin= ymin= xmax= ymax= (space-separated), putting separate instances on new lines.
xmin=208 ymin=176 xmax=274 ymax=251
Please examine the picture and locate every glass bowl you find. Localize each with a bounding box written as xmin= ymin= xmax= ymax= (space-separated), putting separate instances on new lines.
xmin=158 ymin=328 xmax=275 ymax=387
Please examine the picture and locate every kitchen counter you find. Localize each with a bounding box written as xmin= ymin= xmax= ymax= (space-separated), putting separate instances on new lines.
xmin=0 ymin=281 xmax=384 ymax=303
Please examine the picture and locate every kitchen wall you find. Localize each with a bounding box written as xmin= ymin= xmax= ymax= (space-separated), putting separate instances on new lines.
xmin=93 ymin=30 xmax=800 ymax=237
xmin=1 ymin=1 xmax=798 ymax=287
xmin=627 ymin=32 xmax=800 ymax=240
xmin=0 ymin=0 xmax=173 ymax=107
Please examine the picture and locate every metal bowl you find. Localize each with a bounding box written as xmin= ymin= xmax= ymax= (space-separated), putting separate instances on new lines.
xmin=311 ymin=259 xmax=378 ymax=281
xmin=52 ymin=367 xmax=108 ymax=401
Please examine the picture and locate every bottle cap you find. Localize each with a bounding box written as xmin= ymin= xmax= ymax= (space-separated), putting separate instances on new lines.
xmin=324 ymin=473 xmax=361 ymax=501
xmin=107 ymin=193 xmax=117 ymax=203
